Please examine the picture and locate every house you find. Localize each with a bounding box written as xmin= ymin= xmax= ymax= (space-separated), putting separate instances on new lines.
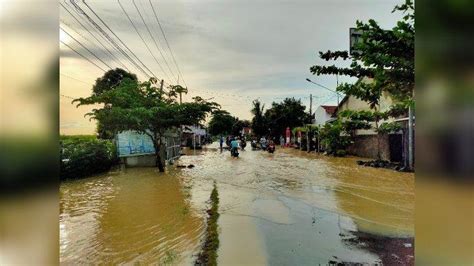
xmin=241 ymin=127 xmax=252 ymax=136
xmin=333 ymin=78 xmax=409 ymax=162
xmin=313 ymin=105 xmax=337 ymax=126
xmin=182 ymin=125 xmax=207 ymax=148
xmin=116 ymin=129 xmax=181 ymax=167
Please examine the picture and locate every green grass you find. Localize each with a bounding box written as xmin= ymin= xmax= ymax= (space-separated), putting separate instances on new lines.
xmin=195 ymin=182 xmax=220 ymax=266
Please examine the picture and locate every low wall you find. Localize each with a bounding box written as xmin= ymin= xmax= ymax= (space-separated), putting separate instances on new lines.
xmin=121 ymin=154 xmax=156 ymax=167
xmin=347 ymin=134 xmax=390 ymax=160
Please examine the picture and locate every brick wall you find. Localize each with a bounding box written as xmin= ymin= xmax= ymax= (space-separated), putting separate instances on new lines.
xmin=347 ymin=134 xmax=390 ymax=160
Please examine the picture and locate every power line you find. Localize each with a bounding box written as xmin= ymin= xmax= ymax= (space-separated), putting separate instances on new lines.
xmin=60 ymin=40 xmax=107 ymax=72
xmin=60 ymin=3 xmax=131 ymax=72
xmin=133 ymin=0 xmax=178 ymax=83
xmin=61 ymin=94 xmax=75 ymax=100
xmin=60 ymin=73 xmax=93 ymax=85
xmin=149 ymin=0 xmax=188 ymax=88
xmin=76 ymin=0 xmax=155 ymax=79
xmin=117 ymin=0 xmax=171 ymax=83
xmin=61 ymin=26 xmax=113 ymax=70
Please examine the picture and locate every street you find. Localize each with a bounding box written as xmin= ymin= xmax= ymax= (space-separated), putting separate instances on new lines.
xmin=61 ymin=143 xmax=414 ymax=265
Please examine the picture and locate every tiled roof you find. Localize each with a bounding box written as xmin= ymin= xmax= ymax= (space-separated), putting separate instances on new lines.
xmin=321 ymin=105 xmax=337 ymax=114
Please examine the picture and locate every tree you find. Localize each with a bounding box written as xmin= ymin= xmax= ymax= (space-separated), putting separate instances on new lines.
xmin=250 ymin=100 xmax=267 ymax=138
xmin=231 ymin=119 xmax=250 ymax=136
xmin=92 ymin=68 xmax=138 ymax=96
xmin=208 ymin=110 xmax=236 ymax=136
xmin=91 ymin=68 xmax=139 ymax=139
xmin=309 ymin=0 xmax=414 ymax=159
xmin=320 ymin=121 xmax=352 ymax=157
xmin=74 ymin=77 xmax=219 ymax=172
xmin=264 ymin=98 xmax=312 ymax=139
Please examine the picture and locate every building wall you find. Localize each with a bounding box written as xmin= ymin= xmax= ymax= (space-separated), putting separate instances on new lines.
xmin=338 ymin=91 xmax=396 ymax=135
xmin=313 ymin=106 xmax=332 ymax=126
xmin=347 ymin=134 xmax=390 ymax=160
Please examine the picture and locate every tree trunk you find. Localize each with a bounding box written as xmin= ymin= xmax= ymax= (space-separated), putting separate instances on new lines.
xmin=153 ymin=139 xmax=165 ymax=172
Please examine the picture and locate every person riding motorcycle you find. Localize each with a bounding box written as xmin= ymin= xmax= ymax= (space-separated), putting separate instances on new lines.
xmin=267 ymin=140 xmax=276 ymax=153
xmin=239 ymin=137 xmax=247 ymax=150
xmin=259 ymin=136 xmax=267 ymax=150
xmin=230 ymin=137 xmax=239 ymax=157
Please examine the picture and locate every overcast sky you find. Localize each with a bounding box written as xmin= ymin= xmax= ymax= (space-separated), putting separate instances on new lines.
xmin=60 ymin=0 xmax=402 ymax=135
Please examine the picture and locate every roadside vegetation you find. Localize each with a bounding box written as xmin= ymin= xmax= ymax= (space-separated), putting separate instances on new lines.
xmin=60 ymin=135 xmax=118 ymax=180
xmin=195 ymin=182 xmax=220 ymax=266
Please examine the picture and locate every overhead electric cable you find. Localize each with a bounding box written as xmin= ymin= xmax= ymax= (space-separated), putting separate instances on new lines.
xmin=117 ymin=0 xmax=172 ymax=83
xmin=60 ymin=3 xmax=131 ymax=72
xmin=61 ymin=27 xmax=113 ymax=70
xmin=73 ymin=0 xmax=155 ymax=79
xmin=60 ymin=40 xmax=107 ymax=72
xmin=149 ymin=0 xmax=188 ymax=88
xmin=133 ymin=0 xmax=178 ymax=83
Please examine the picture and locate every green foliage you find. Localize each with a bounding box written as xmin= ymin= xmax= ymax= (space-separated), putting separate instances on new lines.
xmin=320 ymin=121 xmax=352 ymax=156
xmin=60 ymin=135 xmax=118 ymax=180
xmin=92 ymin=68 xmax=137 ymax=96
xmin=310 ymin=0 xmax=414 ymax=104
xmin=250 ymin=100 xmax=267 ymax=137
xmin=74 ymin=72 xmax=218 ymax=171
xmin=208 ymin=110 xmax=236 ymax=136
xmin=377 ymin=122 xmax=402 ymax=134
xmin=264 ymin=98 xmax=312 ymax=139
xmin=196 ymin=182 xmax=220 ymax=266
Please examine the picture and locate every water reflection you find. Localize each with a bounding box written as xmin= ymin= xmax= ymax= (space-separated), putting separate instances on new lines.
xmin=60 ymin=168 xmax=204 ymax=264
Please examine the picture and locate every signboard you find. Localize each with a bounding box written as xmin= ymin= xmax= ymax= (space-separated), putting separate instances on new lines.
xmin=349 ymin=27 xmax=363 ymax=56
xmin=117 ymin=130 xmax=155 ymax=157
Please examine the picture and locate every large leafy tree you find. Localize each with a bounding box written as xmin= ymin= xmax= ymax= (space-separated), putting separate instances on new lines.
xmin=208 ymin=110 xmax=236 ymax=136
xmin=74 ymin=77 xmax=219 ymax=172
xmin=90 ymin=68 xmax=138 ymax=139
xmin=264 ymin=98 xmax=312 ymax=139
xmin=310 ymin=0 xmax=414 ymax=159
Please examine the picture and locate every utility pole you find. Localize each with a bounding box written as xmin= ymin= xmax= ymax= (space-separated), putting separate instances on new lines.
xmin=309 ymin=94 xmax=313 ymax=121
xmin=336 ymin=74 xmax=339 ymax=105
xmin=160 ymin=79 xmax=164 ymax=94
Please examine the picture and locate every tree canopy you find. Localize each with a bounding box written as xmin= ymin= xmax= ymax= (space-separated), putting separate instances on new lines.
xmin=264 ymin=98 xmax=312 ymax=139
xmin=73 ymin=76 xmax=219 ymax=171
xmin=310 ymin=0 xmax=414 ymax=108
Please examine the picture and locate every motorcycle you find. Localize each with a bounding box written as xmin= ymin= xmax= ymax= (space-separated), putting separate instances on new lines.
xmin=267 ymin=143 xmax=275 ymax=153
xmin=251 ymin=140 xmax=258 ymax=150
xmin=240 ymin=140 xmax=247 ymax=150
xmin=230 ymin=147 xmax=239 ymax=157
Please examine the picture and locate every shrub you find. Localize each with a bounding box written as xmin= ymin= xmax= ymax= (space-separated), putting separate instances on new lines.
xmin=320 ymin=121 xmax=352 ymax=156
xmin=60 ymin=135 xmax=118 ymax=180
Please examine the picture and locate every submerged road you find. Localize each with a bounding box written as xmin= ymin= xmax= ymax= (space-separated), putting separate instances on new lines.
xmin=60 ymin=142 xmax=414 ymax=265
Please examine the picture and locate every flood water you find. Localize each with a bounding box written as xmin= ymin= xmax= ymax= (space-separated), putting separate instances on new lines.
xmin=60 ymin=142 xmax=414 ymax=264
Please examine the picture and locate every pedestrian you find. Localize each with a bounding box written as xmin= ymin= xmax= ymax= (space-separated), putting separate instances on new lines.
xmin=280 ymin=135 xmax=285 ymax=147
xmin=219 ymin=135 xmax=224 ymax=152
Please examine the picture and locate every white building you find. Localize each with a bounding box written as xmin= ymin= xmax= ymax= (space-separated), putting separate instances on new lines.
xmin=313 ymin=105 xmax=337 ymax=126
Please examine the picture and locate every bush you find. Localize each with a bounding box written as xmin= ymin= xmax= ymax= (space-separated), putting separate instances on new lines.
xmin=60 ymin=135 xmax=118 ymax=180
xmin=320 ymin=121 xmax=352 ymax=156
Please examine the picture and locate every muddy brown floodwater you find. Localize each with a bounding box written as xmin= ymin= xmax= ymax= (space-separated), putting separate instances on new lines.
xmin=60 ymin=142 xmax=414 ymax=265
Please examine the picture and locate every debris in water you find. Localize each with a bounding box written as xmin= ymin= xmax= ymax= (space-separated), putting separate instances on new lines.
xmin=187 ymin=164 xmax=195 ymax=168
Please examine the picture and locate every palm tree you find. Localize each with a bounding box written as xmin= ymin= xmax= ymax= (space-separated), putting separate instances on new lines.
xmin=251 ymin=100 xmax=266 ymax=137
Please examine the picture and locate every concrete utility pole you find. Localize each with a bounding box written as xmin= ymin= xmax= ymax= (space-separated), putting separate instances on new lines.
xmin=160 ymin=79 xmax=164 ymax=93
xmin=309 ymin=94 xmax=313 ymax=120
